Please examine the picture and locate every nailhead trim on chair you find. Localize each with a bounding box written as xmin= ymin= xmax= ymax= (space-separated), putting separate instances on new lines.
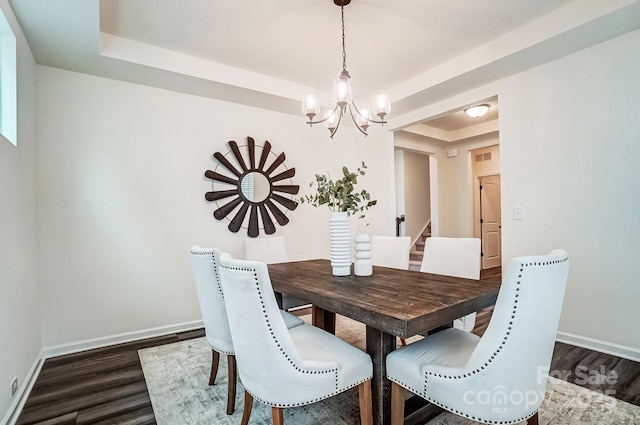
xmin=245 ymin=377 xmax=372 ymax=409
xmin=389 ymin=256 xmax=568 ymax=425
xmin=221 ymin=263 xmax=372 ymax=408
xmin=459 ymin=316 xmax=468 ymax=328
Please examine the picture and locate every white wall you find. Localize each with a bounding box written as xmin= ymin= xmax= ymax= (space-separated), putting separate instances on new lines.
xmin=36 ymin=66 xmax=394 ymax=350
xmin=0 ymin=1 xmax=40 ymax=422
xmin=402 ymin=150 xmax=431 ymax=244
xmin=498 ymin=29 xmax=640 ymax=356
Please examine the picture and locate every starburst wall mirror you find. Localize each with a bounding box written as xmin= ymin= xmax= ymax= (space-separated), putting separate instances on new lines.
xmin=204 ymin=137 xmax=299 ymax=237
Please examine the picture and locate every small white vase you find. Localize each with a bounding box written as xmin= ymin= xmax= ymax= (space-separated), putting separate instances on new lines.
xmin=330 ymin=211 xmax=351 ymax=276
xmin=353 ymin=233 xmax=373 ymax=276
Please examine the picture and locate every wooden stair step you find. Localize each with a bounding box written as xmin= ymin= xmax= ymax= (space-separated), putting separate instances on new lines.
xmin=408 ymin=260 xmax=421 ymax=271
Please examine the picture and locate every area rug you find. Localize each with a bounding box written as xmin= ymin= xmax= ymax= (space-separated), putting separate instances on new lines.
xmin=139 ymin=316 xmax=639 ymax=425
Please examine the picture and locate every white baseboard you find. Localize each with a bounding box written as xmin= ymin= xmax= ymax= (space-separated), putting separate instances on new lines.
xmin=557 ymin=331 xmax=640 ymax=362
xmin=43 ymin=320 xmax=204 ymax=359
xmin=2 ymin=351 xmax=45 ymax=425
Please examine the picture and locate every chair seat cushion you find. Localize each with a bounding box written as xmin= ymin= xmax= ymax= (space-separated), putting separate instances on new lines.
xmin=387 ymin=328 xmax=480 ymax=393
xmin=290 ymin=324 xmax=373 ymax=392
xmin=281 ymin=310 xmax=305 ymax=329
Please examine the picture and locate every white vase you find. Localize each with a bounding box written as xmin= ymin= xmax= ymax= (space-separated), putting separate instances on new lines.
xmin=330 ymin=211 xmax=351 ymax=276
xmin=353 ymin=233 xmax=373 ymax=276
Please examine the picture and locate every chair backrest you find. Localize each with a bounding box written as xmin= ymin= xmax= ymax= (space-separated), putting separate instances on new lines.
xmin=420 ymin=237 xmax=481 ymax=279
xmin=370 ymin=235 xmax=411 ymax=270
xmin=189 ymin=246 xmax=234 ymax=354
xmin=218 ymin=253 xmax=338 ymax=405
xmin=466 ymin=249 xmax=570 ymax=417
xmin=243 ymin=236 xmax=289 ymax=264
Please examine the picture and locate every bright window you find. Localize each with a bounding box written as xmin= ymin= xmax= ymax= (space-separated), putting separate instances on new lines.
xmin=0 ymin=9 xmax=17 ymax=146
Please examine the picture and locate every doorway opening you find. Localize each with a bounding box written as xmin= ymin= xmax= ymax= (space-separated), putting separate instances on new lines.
xmin=471 ymin=145 xmax=501 ymax=270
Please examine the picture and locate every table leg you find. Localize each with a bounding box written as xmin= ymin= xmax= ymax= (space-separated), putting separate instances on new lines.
xmin=366 ymin=326 xmax=396 ymax=425
xmin=311 ymin=305 xmax=336 ymax=334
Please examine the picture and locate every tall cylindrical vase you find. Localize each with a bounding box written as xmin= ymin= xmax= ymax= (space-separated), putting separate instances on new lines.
xmin=330 ymin=211 xmax=351 ymax=276
xmin=353 ymin=233 xmax=372 ymax=276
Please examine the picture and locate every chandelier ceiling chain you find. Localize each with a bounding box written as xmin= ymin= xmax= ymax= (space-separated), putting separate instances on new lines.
xmin=341 ymin=5 xmax=347 ymax=74
xmin=301 ymin=0 xmax=391 ymax=139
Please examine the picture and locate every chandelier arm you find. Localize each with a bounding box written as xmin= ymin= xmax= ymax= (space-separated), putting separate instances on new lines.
xmin=306 ymin=105 xmax=341 ymax=126
xmin=329 ymin=107 xmax=345 ymax=139
xmin=347 ymin=105 xmax=369 ymax=137
xmin=350 ymin=101 xmax=388 ymax=125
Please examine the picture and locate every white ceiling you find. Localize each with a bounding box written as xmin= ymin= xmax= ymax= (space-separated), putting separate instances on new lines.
xmin=9 ymin=0 xmax=640 ymax=142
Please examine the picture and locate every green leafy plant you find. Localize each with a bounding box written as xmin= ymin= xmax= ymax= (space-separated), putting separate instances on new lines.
xmin=299 ymin=161 xmax=377 ymax=223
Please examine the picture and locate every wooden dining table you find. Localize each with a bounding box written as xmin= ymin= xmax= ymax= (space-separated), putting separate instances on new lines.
xmin=268 ymin=259 xmax=501 ymax=425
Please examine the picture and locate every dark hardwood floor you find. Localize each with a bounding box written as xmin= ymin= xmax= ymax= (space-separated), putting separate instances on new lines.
xmin=16 ymin=329 xmax=205 ymax=425
xmin=16 ymin=267 xmax=640 ymax=424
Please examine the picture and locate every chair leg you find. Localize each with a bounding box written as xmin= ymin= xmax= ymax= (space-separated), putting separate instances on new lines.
xmin=272 ymin=406 xmax=284 ymax=425
xmin=399 ymin=338 xmax=407 ymax=346
xmin=358 ymin=380 xmax=373 ymax=425
xmin=226 ymin=354 xmax=237 ymax=415
xmin=240 ymin=390 xmax=253 ymax=425
xmin=527 ymin=412 xmax=539 ymax=425
xmin=209 ymin=349 xmax=220 ymax=385
xmin=391 ymin=381 xmax=405 ymax=425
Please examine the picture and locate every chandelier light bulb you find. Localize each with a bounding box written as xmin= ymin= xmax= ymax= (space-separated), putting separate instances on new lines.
xmin=325 ymin=108 xmax=340 ymax=132
xmin=357 ymin=107 xmax=371 ymax=132
xmin=372 ymin=91 xmax=390 ymax=119
xmin=302 ymin=93 xmax=320 ymax=120
xmin=333 ymin=76 xmax=352 ymax=107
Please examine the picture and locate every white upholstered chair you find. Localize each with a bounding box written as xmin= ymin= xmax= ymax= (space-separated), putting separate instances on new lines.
xmin=243 ymin=236 xmax=290 ymax=265
xmin=218 ymin=253 xmax=374 ymax=425
xmin=420 ymin=237 xmax=481 ymax=331
xmin=370 ymin=235 xmax=411 ymax=270
xmin=189 ymin=246 xmax=304 ymax=415
xmin=387 ymin=249 xmax=570 ymax=425
xmin=243 ymin=236 xmax=309 ymax=311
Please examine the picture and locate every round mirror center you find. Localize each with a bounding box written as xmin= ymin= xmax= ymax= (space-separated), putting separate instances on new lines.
xmin=240 ymin=172 xmax=271 ymax=203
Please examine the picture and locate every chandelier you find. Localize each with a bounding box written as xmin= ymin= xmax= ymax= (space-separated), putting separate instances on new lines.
xmin=302 ymin=0 xmax=391 ymax=138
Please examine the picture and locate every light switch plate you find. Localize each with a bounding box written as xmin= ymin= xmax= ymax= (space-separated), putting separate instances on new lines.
xmin=513 ymin=206 xmax=524 ymax=220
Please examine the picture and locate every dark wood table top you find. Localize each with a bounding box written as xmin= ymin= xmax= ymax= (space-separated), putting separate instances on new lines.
xmin=268 ymin=259 xmax=501 ymax=338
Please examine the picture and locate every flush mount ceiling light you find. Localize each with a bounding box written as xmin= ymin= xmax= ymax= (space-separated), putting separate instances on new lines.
xmin=464 ymin=104 xmax=490 ymax=118
xmin=302 ymin=0 xmax=390 ymax=138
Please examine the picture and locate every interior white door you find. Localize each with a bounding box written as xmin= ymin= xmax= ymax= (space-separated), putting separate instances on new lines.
xmin=480 ymin=175 xmax=501 ymax=269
